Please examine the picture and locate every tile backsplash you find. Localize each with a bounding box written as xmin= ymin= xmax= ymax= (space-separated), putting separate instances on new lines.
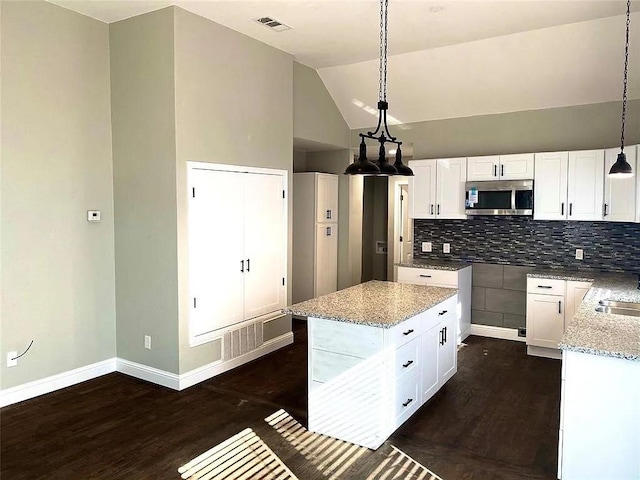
xmin=414 ymin=217 xmax=640 ymax=273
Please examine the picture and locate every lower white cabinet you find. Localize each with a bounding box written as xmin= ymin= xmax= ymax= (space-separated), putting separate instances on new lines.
xmin=397 ymin=265 xmax=472 ymax=341
xmin=559 ymin=350 xmax=640 ymax=479
xmin=307 ymin=295 xmax=458 ymax=449
xmin=526 ymin=278 xmax=592 ymax=358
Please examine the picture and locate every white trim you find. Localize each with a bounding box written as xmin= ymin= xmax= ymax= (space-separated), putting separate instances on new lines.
xmin=469 ymin=324 xmax=526 ymax=342
xmin=116 ymin=358 xmax=181 ymax=390
xmin=188 ymin=161 xmax=287 ymax=177
xmin=0 ymin=358 xmax=116 ymax=408
xmin=178 ymin=332 xmax=294 ymax=390
xmin=527 ymin=345 xmax=562 ymax=360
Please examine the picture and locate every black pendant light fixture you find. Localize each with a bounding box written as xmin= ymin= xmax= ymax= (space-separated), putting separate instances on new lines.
xmin=609 ymin=0 xmax=633 ymax=178
xmin=345 ymin=0 xmax=413 ymax=176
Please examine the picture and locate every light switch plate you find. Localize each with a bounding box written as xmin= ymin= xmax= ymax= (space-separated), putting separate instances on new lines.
xmin=421 ymin=242 xmax=432 ymax=252
xmin=575 ymin=249 xmax=584 ymax=260
xmin=144 ymin=335 xmax=151 ymax=350
xmin=443 ymin=243 xmax=451 ymax=254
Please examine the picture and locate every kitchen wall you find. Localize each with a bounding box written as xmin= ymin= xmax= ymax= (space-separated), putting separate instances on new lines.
xmin=413 ymin=217 xmax=640 ymax=273
xmin=1 ymin=1 xmax=116 ymax=389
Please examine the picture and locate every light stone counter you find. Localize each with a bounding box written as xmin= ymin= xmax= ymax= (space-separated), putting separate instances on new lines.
xmin=282 ymin=280 xmax=457 ymax=328
xmin=396 ymin=259 xmax=471 ymax=271
xmin=528 ymin=270 xmax=640 ymax=360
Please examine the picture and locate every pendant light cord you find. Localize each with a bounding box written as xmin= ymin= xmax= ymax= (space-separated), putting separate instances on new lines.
xmin=620 ymin=0 xmax=631 ymax=152
xmin=378 ymin=0 xmax=389 ymax=102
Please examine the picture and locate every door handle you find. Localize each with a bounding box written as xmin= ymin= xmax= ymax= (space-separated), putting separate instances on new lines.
xmin=569 ymin=203 xmax=573 ymax=216
xmin=501 ymin=164 xmax=504 ymax=177
xmin=437 ymin=204 xmax=440 ymax=215
xmin=438 ymin=310 xmax=448 ymax=316
xmin=430 ymin=204 xmax=434 ymax=215
xmin=561 ymin=202 xmax=565 ymax=216
xmin=493 ymin=165 xmax=497 ymax=177
xmin=443 ymin=326 xmax=447 ymax=343
xmin=439 ymin=328 xmax=444 ymax=345
xmin=402 ymin=329 xmax=414 ymax=336
xmin=326 ymin=226 xmax=332 ymax=236
xmin=558 ymin=301 xmax=562 ymax=314
xmin=402 ymin=360 xmax=414 ymax=368
xmin=419 ymin=274 xmax=432 ymax=278
xmin=537 ymin=285 xmax=553 ymax=289
xmin=326 ymin=209 xmax=332 ymax=220
xmin=241 ymin=260 xmax=244 ymax=273
xmin=402 ymin=398 xmax=414 ymax=407
xmin=246 ymin=258 xmax=250 ymax=272
xmin=603 ymin=203 xmax=608 ymax=217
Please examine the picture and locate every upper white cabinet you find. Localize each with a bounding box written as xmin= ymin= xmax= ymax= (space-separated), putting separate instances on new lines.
xmin=188 ymin=166 xmax=287 ymax=344
xmin=603 ymin=146 xmax=637 ymax=222
xmin=409 ymin=158 xmax=466 ymax=219
xmin=315 ymin=173 xmax=339 ymax=223
xmin=534 ymin=151 xmax=569 ymax=220
xmin=534 ymin=149 xmax=604 ymax=221
xmin=467 ymin=153 xmax=534 ymax=181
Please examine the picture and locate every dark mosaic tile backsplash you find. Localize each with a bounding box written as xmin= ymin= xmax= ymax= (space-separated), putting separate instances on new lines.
xmin=413 ymin=217 xmax=640 ymax=274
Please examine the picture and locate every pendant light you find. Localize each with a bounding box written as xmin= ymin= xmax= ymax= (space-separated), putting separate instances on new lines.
xmin=609 ymin=0 xmax=633 ymax=178
xmin=345 ymin=0 xmax=413 ymax=176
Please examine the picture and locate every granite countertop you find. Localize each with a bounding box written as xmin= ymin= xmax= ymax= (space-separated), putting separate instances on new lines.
xmin=529 ymin=270 xmax=640 ymax=361
xmin=527 ymin=269 xmax=596 ymax=282
xmin=396 ymin=259 xmax=472 ymax=271
xmin=282 ymin=280 xmax=457 ymax=328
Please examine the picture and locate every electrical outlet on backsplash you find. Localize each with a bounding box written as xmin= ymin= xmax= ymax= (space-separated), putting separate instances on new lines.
xmin=413 ymin=217 xmax=640 ymax=273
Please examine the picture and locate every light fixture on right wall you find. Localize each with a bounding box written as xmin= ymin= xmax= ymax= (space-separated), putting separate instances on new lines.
xmin=609 ymin=0 xmax=633 ymax=178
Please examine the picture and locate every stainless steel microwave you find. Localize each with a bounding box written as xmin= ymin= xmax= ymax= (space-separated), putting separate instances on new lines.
xmin=465 ymin=180 xmax=534 ymax=216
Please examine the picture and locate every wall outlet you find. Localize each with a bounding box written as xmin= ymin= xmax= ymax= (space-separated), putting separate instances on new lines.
xmin=575 ymin=249 xmax=584 ymax=260
xmin=144 ymin=335 xmax=151 ymax=350
xmin=87 ymin=210 xmax=101 ymax=222
xmin=7 ymin=351 xmax=18 ymax=367
xmin=421 ymin=242 xmax=432 ymax=252
xmin=443 ymin=243 xmax=451 ymax=254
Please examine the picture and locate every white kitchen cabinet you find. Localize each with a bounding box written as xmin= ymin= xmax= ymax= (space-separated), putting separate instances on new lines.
xmin=564 ymin=281 xmax=592 ymax=328
xmin=188 ymin=166 xmax=287 ymax=344
xmin=559 ymin=350 xmax=640 ymax=480
xmin=526 ymin=278 xmax=592 ymax=358
xmin=534 ymin=151 xmax=569 ymax=220
xmin=409 ymin=158 xmax=466 ymax=219
xmin=308 ymin=295 xmax=458 ymax=449
xmin=603 ymin=146 xmax=637 ymax=222
xmin=293 ymin=173 xmax=339 ymax=303
xmin=397 ymin=265 xmax=472 ymax=341
xmin=467 ymin=153 xmax=534 ymax=181
xmin=534 ymin=150 xmax=604 ymax=221
xmin=567 ymin=149 xmax=605 ymax=221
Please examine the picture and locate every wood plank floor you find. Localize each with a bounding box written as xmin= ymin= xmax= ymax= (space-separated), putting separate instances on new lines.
xmin=1 ymin=321 xmax=561 ymax=480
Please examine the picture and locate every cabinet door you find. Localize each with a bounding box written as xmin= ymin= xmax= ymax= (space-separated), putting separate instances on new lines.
xmin=436 ymin=158 xmax=467 ymax=219
xmin=565 ymin=281 xmax=592 ymax=328
xmin=243 ymin=173 xmax=287 ymax=320
xmin=567 ymin=150 xmax=605 ymax=221
xmin=316 ymin=174 xmax=339 ymax=223
xmin=534 ymin=152 xmax=568 ymax=220
xmin=467 ymin=155 xmax=499 ymax=181
xmin=499 ymin=153 xmax=534 ymax=180
xmin=421 ymin=323 xmax=440 ymax=403
xmin=604 ymin=146 xmax=637 ymax=222
xmin=526 ymin=293 xmax=565 ymax=349
xmin=408 ymin=160 xmax=437 ymax=218
xmin=315 ymin=224 xmax=338 ymax=297
xmin=438 ymin=313 xmax=457 ymax=384
xmin=189 ymin=169 xmax=245 ymax=336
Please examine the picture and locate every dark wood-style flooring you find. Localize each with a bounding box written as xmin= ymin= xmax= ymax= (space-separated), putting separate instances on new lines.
xmin=1 ymin=321 xmax=561 ymax=480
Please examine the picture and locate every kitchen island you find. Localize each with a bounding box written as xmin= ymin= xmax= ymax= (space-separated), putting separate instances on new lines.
xmin=532 ymin=271 xmax=640 ymax=480
xmin=283 ymin=280 xmax=458 ymax=449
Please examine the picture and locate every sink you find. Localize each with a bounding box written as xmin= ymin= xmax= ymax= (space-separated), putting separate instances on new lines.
xmin=595 ymin=300 xmax=640 ymax=317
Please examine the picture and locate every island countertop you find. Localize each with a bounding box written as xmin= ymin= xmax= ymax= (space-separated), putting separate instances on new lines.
xmin=527 ymin=270 xmax=640 ymax=361
xmin=282 ymin=280 xmax=457 ymax=328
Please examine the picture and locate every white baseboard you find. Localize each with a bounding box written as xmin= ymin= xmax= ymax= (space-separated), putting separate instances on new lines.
xmin=178 ymin=332 xmax=294 ymax=390
xmin=0 ymin=358 xmax=116 ymax=408
xmin=469 ymin=324 xmax=526 ymax=342
xmin=116 ymin=358 xmax=181 ymax=390
xmin=0 ymin=332 xmax=295 ymax=407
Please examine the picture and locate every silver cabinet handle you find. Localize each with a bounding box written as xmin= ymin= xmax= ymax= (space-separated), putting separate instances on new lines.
xmin=241 ymin=260 xmax=244 ymax=272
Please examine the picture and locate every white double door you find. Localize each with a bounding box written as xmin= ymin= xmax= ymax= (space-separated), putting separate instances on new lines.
xmin=189 ymin=167 xmax=286 ymax=338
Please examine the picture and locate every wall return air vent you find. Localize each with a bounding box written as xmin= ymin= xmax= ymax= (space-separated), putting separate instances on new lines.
xmin=254 ymin=16 xmax=292 ymax=32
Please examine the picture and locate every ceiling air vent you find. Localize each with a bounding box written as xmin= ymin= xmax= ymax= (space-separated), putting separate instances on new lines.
xmin=254 ymin=16 xmax=292 ymax=32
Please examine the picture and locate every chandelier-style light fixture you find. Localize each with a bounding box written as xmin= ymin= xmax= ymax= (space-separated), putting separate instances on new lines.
xmin=609 ymin=0 xmax=633 ymax=178
xmin=345 ymin=0 xmax=413 ymax=176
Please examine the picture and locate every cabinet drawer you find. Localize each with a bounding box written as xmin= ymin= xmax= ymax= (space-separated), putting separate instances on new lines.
xmin=395 ymin=373 xmax=420 ymax=422
xmin=385 ymin=313 xmax=423 ymax=348
xmin=422 ymin=295 xmax=457 ymax=332
xmin=394 ymin=338 xmax=420 ymax=380
xmin=397 ymin=267 xmax=458 ymax=287
xmin=527 ymin=278 xmax=565 ymax=296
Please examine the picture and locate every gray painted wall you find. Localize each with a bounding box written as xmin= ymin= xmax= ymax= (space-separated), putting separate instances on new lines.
xmin=1 ymin=1 xmax=115 ymax=388
xmin=352 ymin=100 xmax=640 ymax=159
xmin=110 ymin=8 xmax=180 ymax=373
xmin=173 ymin=8 xmax=294 ymax=373
xmin=294 ymin=62 xmax=350 ymax=149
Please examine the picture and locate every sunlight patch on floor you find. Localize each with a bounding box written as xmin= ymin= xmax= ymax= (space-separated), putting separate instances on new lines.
xmin=365 ymin=446 xmax=443 ymax=480
xmin=178 ymin=427 xmax=298 ymax=480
